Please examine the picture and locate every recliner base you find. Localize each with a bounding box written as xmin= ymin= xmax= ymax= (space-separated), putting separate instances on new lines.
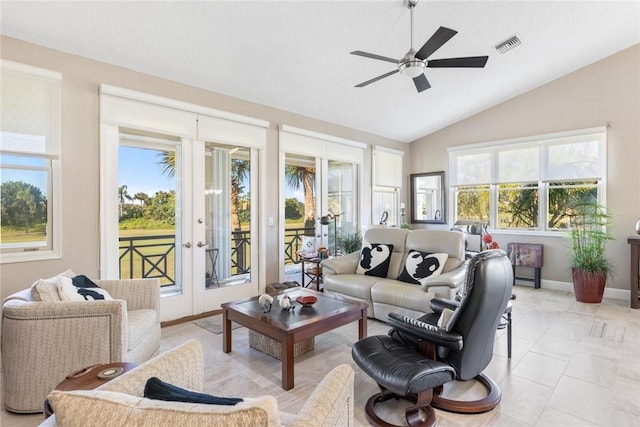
xmin=432 ymin=373 xmax=502 ymax=414
xmin=365 ymin=387 xmax=437 ymax=427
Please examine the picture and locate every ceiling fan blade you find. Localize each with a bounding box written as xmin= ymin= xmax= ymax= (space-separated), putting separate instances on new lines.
xmin=350 ymin=50 xmax=400 ymax=64
xmin=355 ymin=69 xmax=399 ymax=87
xmin=413 ymin=73 xmax=431 ymax=92
xmin=427 ymin=56 xmax=489 ymax=68
xmin=415 ymin=26 xmax=458 ymax=60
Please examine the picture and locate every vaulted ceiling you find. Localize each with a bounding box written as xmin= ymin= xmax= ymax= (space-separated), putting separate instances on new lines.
xmin=1 ymin=1 xmax=638 ymax=142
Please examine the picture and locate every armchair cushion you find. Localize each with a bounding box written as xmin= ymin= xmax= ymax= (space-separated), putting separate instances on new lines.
xmin=397 ymin=251 xmax=448 ymax=285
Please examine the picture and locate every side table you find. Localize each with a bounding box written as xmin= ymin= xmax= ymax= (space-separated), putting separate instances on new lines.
xmin=43 ymin=362 xmax=137 ymax=418
xmin=301 ymin=257 xmax=323 ymax=291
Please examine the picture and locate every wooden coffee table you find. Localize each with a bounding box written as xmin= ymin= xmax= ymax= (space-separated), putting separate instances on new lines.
xmin=222 ymin=288 xmax=367 ymax=390
xmin=43 ymin=362 xmax=137 ymax=417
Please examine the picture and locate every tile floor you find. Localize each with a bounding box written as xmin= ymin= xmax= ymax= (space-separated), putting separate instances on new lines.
xmin=2 ymin=286 xmax=639 ymax=426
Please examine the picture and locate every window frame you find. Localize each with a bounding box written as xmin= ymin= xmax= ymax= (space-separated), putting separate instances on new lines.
xmin=0 ymin=61 xmax=62 ymax=263
xmin=449 ymin=127 xmax=606 ymax=236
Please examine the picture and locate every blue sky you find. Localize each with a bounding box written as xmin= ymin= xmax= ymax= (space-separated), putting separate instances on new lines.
xmin=0 ymin=155 xmax=48 ymax=195
xmin=119 ymin=146 xmax=303 ymax=201
xmin=119 ymin=146 xmax=174 ymax=196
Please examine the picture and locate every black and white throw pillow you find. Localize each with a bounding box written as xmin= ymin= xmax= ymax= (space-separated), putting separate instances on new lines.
xmin=356 ymin=243 xmax=394 ymax=278
xmin=56 ymin=275 xmax=113 ymax=301
xmin=397 ymin=250 xmax=448 ymax=286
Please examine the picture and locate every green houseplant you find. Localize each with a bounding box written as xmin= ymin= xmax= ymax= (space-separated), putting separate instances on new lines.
xmin=337 ymin=230 xmax=362 ymax=255
xmin=567 ymin=201 xmax=614 ymax=303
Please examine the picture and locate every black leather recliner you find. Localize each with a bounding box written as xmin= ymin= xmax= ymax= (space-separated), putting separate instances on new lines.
xmin=352 ymin=249 xmax=513 ymax=427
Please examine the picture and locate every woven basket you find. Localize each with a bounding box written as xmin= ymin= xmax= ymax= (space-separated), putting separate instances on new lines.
xmin=249 ymin=330 xmax=314 ymax=360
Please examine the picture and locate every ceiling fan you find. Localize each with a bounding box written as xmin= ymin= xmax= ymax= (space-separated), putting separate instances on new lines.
xmin=351 ymin=0 xmax=488 ymax=93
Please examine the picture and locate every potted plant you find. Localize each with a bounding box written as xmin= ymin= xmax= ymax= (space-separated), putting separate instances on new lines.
xmin=567 ymin=201 xmax=614 ymax=303
xmin=337 ymin=230 xmax=362 ymax=255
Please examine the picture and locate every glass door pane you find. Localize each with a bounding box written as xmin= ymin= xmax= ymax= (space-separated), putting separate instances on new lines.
xmin=283 ymin=154 xmax=317 ymax=276
xmin=327 ymin=160 xmax=359 ymax=256
xmin=118 ymin=134 xmax=182 ymax=294
xmin=204 ymin=142 xmax=251 ymax=288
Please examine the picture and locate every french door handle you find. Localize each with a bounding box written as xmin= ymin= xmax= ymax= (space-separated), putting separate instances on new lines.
xmin=197 ymin=241 xmax=207 ymax=248
xmin=182 ymin=242 xmax=192 ymax=249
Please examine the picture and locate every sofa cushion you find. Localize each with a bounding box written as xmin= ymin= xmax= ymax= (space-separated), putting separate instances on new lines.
xmin=356 ymin=243 xmax=394 ymax=278
xmin=324 ymin=274 xmax=380 ymax=302
xmin=30 ymin=269 xmax=77 ymax=302
xmin=371 ymin=279 xmax=436 ymax=314
xmin=397 ymin=251 xmax=448 ymax=286
xmin=128 ymin=309 xmax=159 ymax=351
xmin=47 ymin=389 xmax=280 ymax=427
xmin=57 ymin=276 xmax=114 ymax=301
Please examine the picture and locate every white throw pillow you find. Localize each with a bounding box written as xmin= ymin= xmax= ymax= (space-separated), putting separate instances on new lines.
xmin=56 ymin=276 xmax=113 ymax=301
xmin=30 ymin=269 xmax=77 ymax=301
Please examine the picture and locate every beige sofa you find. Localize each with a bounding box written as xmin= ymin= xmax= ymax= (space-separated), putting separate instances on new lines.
xmin=2 ymin=277 xmax=161 ymax=413
xmin=41 ymin=339 xmax=355 ymax=427
xmin=322 ymin=228 xmax=467 ymax=321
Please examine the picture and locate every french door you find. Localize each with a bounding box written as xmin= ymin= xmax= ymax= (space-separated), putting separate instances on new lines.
xmin=112 ymin=132 xmax=260 ymax=321
xmin=279 ymin=152 xmax=360 ymax=281
xmin=100 ymin=85 xmax=267 ymax=322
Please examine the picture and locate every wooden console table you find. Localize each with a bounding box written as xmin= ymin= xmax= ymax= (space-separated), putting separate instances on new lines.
xmin=628 ymin=237 xmax=640 ymax=309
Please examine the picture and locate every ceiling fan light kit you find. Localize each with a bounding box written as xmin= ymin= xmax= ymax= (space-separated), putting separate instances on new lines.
xmin=399 ymin=60 xmax=425 ymax=78
xmin=351 ymin=0 xmax=489 ymax=93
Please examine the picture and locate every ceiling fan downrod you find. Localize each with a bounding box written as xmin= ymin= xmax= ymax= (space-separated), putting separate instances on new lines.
xmin=400 ymin=0 xmax=425 ymax=78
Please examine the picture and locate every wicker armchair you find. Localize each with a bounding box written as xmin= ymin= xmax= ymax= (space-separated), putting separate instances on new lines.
xmin=40 ymin=339 xmax=354 ymax=427
xmin=2 ymin=278 xmax=161 ymax=413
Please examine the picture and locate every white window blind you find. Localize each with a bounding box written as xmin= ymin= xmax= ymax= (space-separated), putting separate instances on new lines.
xmin=449 ymin=127 xmax=606 ymax=186
xmin=451 ymin=150 xmax=491 ymax=185
xmin=497 ymin=144 xmax=539 ymax=184
xmin=545 ymin=133 xmax=604 ymax=181
xmin=1 ymin=61 xmax=61 ymax=157
xmin=373 ymin=146 xmax=403 ymax=188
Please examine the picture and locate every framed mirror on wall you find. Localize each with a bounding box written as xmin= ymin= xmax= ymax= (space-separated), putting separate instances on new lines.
xmin=410 ymin=171 xmax=445 ymax=224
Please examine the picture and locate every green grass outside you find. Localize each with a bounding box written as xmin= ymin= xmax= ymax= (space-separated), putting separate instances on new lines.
xmin=1 ymin=224 xmax=47 ymax=244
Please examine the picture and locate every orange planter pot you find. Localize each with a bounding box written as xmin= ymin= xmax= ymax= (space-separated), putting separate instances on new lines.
xmin=571 ymin=268 xmax=606 ymax=303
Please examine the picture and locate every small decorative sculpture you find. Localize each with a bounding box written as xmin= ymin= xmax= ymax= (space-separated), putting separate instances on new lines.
xmin=277 ymin=294 xmax=295 ymax=311
xmin=258 ymin=294 xmax=273 ymax=313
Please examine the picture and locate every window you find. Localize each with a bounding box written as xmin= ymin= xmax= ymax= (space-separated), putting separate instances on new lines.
xmin=449 ymin=128 xmax=606 ymax=233
xmin=1 ymin=61 xmax=61 ymax=261
xmin=372 ymin=146 xmax=403 ymax=226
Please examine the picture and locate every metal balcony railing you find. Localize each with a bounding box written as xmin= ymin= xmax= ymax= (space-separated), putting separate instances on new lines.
xmin=119 ymin=226 xmax=315 ymax=285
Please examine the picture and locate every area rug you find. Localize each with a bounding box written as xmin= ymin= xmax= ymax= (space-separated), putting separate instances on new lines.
xmin=193 ymin=315 xmax=243 ymax=334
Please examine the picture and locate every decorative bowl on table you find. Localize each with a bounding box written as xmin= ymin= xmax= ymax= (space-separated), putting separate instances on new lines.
xmin=296 ymin=295 xmax=318 ymax=307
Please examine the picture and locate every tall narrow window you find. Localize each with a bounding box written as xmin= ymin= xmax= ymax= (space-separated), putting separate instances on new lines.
xmin=0 ymin=61 xmax=61 ymax=261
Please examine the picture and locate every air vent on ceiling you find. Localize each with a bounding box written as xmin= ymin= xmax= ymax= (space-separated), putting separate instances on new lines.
xmin=494 ymin=35 xmax=521 ymax=54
